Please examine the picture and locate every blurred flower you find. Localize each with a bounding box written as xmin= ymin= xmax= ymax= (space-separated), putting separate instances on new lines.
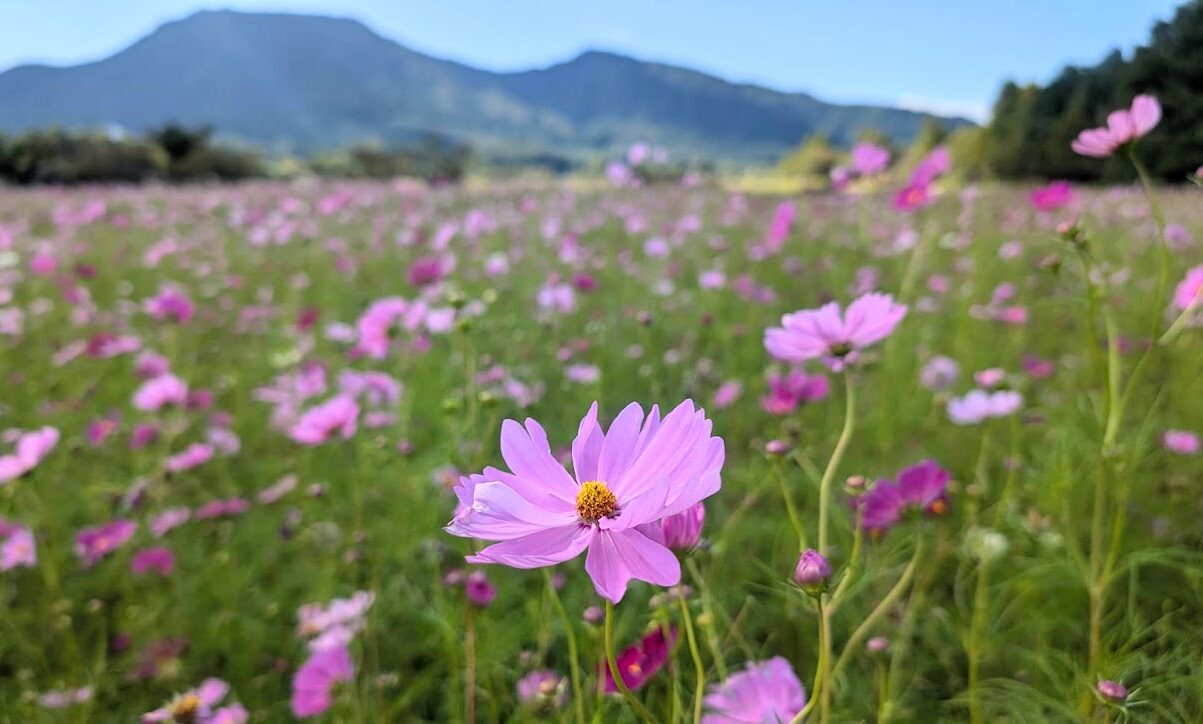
xmin=850 ymin=142 xmax=890 ymax=176
xmin=761 ymin=370 xmax=829 ymax=415
xmin=765 ymin=292 xmax=907 ymax=371
xmin=1096 ymin=679 xmax=1129 ymax=702
xmin=142 ymin=678 xmax=239 ymax=723
xmin=291 ymin=395 xmax=359 ymax=446
xmin=1162 ymin=430 xmax=1200 ymax=455
xmin=0 ymin=426 xmax=60 ymax=483
xmin=1072 ymin=95 xmax=1161 ymax=157
xmin=465 ymin=570 xmax=497 ymax=607
xmin=291 ymin=644 xmax=354 ymax=718
xmin=1 ymin=525 xmax=36 ymax=570
xmin=133 ymin=374 xmax=188 ymax=412
xmin=660 ymin=503 xmax=705 ymax=552
xmin=517 ymin=669 xmax=567 ymax=712
xmin=947 ymin=389 xmax=1023 ymax=425
xmin=600 ymin=626 xmax=676 ymax=693
xmin=1172 ymin=265 xmax=1203 ymax=311
xmin=920 ymin=355 xmax=960 ymax=391
xmin=1028 ymin=181 xmax=1075 ymax=211
xmin=702 ymin=657 xmax=805 ymax=723
xmin=131 ymin=547 xmax=176 ymax=576
xmin=75 ymin=519 xmax=136 ymax=567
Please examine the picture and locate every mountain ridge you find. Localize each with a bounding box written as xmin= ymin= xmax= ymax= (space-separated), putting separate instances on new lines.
xmin=0 ymin=9 xmax=973 ymax=162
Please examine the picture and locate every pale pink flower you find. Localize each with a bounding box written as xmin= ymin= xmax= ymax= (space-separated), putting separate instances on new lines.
xmin=765 ymin=292 xmax=907 ymax=370
xmin=291 ymin=395 xmax=359 ymax=446
xmin=1072 ymin=94 xmax=1161 ymax=157
xmin=133 ymin=374 xmax=188 ymax=412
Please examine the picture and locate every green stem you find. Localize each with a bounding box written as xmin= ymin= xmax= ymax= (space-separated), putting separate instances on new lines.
xmin=818 ymin=372 xmax=857 ymax=558
xmin=677 ymin=596 xmax=707 ymax=724
xmin=830 ymin=537 xmax=925 ymax=686
xmin=774 ymin=459 xmax=807 ymax=551
xmin=686 ymin=557 xmax=737 ymax=673
xmin=464 ymin=599 xmax=477 ymax=724
xmin=789 ymin=599 xmax=825 ymax=724
xmin=967 ymin=560 xmax=991 ymax=724
xmin=604 ymin=601 xmax=656 ymax=724
xmin=544 ymin=570 xmax=587 ymax=724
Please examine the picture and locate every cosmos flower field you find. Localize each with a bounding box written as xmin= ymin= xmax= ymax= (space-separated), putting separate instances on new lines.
xmin=1 ymin=164 xmax=1202 ymax=721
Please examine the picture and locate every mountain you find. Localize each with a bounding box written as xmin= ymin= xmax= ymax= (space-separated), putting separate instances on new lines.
xmin=0 ymin=10 xmax=972 ymax=163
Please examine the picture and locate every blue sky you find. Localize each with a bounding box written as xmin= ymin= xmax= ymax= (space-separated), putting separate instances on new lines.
xmin=0 ymin=1 xmax=1185 ymax=121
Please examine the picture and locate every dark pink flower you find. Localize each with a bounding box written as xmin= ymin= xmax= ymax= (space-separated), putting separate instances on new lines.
xmin=760 ymin=370 xmax=829 ymax=415
xmin=600 ymin=626 xmax=676 ymax=693
xmin=76 ymin=519 xmax=137 ymax=567
xmin=1028 ymin=181 xmax=1074 ymax=211
xmin=131 ymin=547 xmax=176 ymax=576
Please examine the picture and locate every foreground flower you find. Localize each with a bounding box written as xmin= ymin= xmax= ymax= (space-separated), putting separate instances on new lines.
xmin=600 ymin=626 xmax=676 ymax=692
xmin=1071 ymin=94 xmax=1161 ymax=158
xmin=142 ymin=678 xmax=243 ymax=723
xmin=291 ymin=644 xmax=355 ymax=718
xmin=447 ymin=400 xmax=724 ymax=603
xmin=765 ymin=293 xmax=907 ymax=370
xmin=702 ymin=657 xmax=806 ymax=723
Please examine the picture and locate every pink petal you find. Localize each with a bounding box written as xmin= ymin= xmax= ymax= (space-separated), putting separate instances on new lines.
xmin=571 ymin=402 xmax=604 ymax=483
xmin=468 ymin=524 xmax=593 ymax=568
xmin=499 ymin=419 xmax=578 ymax=505
xmin=597 ymin=402 xmax=644 ymax=484
xmin=1130 ymin=94 xmax=1161 ymax=136
xmin=446 ymin=482 xmax=575 ymax=540
xmin=585 ymin=528 xmax=681 ymax=603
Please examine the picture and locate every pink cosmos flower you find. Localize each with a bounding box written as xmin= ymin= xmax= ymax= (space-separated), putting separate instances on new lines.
xmin=144 ymin=286 xmax=195 ymax=324
xmin=291 ymin=644 xmax=354 ymax=718
xmin=711 ymin=380 xmax=742 ymax=409
xmin=765 ymin=293 xmax=907 ymax=371
xmin=702 ymin=657 xmax=806 ymax=723
xmin=600 ymin=626 xmax=676 ymax=693
xmin=291 ymin=395 xmax=359 ymax=446
xmin=1172 ymin=265 xmax=1203 ymax=311
xmin=136 ymin=351 xmax=171 ymax=379
xmin=1071 ymin=94 xmax=1161 ymax=157
xmin=1162 ymin=430 xmax=1200 ymax=455
xmin=447 ymin=400 xmax=724 ymax=603
xmin=165 ymin=443 xmax=215 ymax=473
xmin=355 ymin=297 xmax=426 ymax=359
xmin=151 ymin=507 xmax=191 ymax=537
xmin=195 ymin=498 xmax=249 ymax=520
xmin=761 ymin=370 xmax=830 ymax=414
xmin=517 ymin=670 xmax=567 ymax=710
xmin=892 ymin=181 xmax=933 ymax=212
xmin=133 ymin=374 xmax=188 ymax=412
xmin=142 ymin=678 xmax=238 ymax=723
xmin=258 ymin=474 xmax=298 ymax=504
xmin=0 ymin=426 xmax=60 ymax=483
xmin=76 ymin=519 xmax=137 ymax=567
xmin=131 ymin=547 xmax=176 ymax=576
xmin=859 ymin=460 xmax=952 ymax=534
xmin=1029 ymin=181 xmax=1075 ymax=211
xmin=920 ymin=355 xmax=960 ymax=391
xmin=1 ymin=526 xmax=36 ymax=570
xmin=850 ymin=142 xmax=890 ymax=176
xmin=947 ymin=389 xmax=1023 ymax=425
xmin=909 ymin=146 xmax=950 ymax=186
xmin=761 ymin=201 xmax=796 ymax=255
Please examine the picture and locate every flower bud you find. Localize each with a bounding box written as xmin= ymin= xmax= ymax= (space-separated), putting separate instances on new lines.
xmin=661 ymin=503 xmax=704 ymax=551
xmin=793 ymin=549 xmax=832 ymax=595
xmin=1096 ymin=680 xmax=1128 ymax=702
xmin=867 ymin=637 xmax=890 ymax=654
xmin=765 ymin=439 xmax=790 ymax=456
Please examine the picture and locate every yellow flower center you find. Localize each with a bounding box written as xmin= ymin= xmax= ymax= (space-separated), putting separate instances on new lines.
xmin=575 ymin=481 xmax=618 ymax=522
xmin=170 ymin=693 xmax=202 ymax=722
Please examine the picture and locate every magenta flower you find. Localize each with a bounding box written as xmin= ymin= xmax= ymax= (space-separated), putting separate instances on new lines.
xmin=793 ymin=549 xmax=832 ymax=592
xmin=1071 ymin=94 xmax=1161 ymax=158
xmin=600 ymin=626 xmax=676 ymax=693
xmin=762 ymin=201 xmax=796 ymax=253
xmin=909 ymin=146 xmax=950 ymax=186
xmin=761 ymin=370 xmax=830 ymax=415
xmin=142 ymin=678 xmax=238 ymax=723
xmin=131 ymin=547 xmax=176 ymax=576
xmin=859 ymin=460 xmax=951 ymax=535
xmin=1096 ymin=679 xmax=1129 ymax=702
xmin=291 ymin=395 xmax=359 ymax=446
xmin=291 ymin=644 xmax=354 ymax=718
xmin=447 ymin=400 xmax=724 ymax=603
xmin=133 ymin=374 xmax=188 ymax=412
xmin=465 ymin=570 xmax=497 ymax=607
xmin=702 ymin=657 xmax=806 ymax=723
xmin=0 ymin=426 xmax=60 ymax=483
xmin=143 ymin=286 xmax=195 ymax=324
xmin=1162 ymin=430 xmax=1200 ymax=455
xmin=765 ymin=293 xmax=907 ymax=371
xmin=355 ymin=297 xmax=426 ymax=358
xmin=892 ymin=181 xmax=934 ymax=212
xmin=1172 ymin=265 xmax=1203 ymax=311
xmin=76 ymin=519 xmax=137 ymax=566
xmin=850 ymin=142 xmax=890 ymax=176
xmin=1028 ymin=181 xmax=1075 ymax=211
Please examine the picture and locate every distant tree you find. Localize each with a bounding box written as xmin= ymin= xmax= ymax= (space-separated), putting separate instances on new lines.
xmin=776 ymin=135 xmax=838 ymax=178
xmin=947 ymin=126 xmax=992 ymax=180
xmin=147 ymin=123 xmax=214 ymax=164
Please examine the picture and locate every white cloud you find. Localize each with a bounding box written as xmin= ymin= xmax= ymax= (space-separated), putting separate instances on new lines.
xmin=895 ymin=95 xmax=992 ymax=124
